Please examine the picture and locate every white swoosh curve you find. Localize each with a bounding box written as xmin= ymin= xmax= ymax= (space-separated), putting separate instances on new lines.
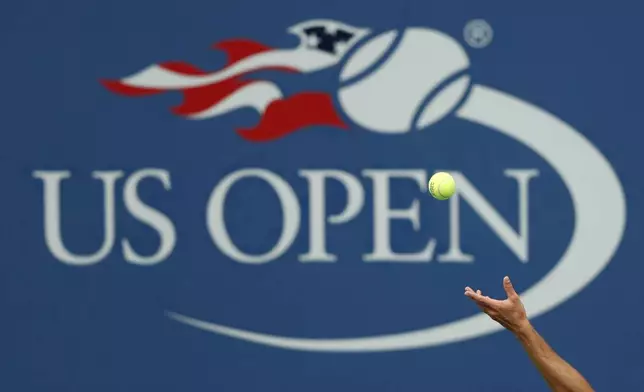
xmin=167 ymin=84 xmax=626 ymax=352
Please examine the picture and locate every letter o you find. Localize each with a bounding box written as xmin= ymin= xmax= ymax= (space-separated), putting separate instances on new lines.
xmin=206 ymin=169 xmax=301 ymax=264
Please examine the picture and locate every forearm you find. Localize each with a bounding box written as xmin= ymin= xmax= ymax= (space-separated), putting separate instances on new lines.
xmin=514 ymin=323 xmax=593 ymax=392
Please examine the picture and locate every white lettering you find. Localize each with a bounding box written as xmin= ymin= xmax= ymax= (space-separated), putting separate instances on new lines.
xmin=122 ymin=169 xmax=176 ymax=265
xmin=33 ymin=170 xmax=123 ymax=266
xmin=362 ymin=170 xmax=436 ymax=262
xmin=438 ymin=169 xmax=539 ymax=262
xmin=206 ymin=169 xmax=300 ymax=264
xmin=298 ymin=170 xmax=364 ymax=262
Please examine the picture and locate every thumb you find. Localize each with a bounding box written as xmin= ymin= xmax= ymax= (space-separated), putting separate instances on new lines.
xmin=503 ymin=276 xmax=518 ymax=299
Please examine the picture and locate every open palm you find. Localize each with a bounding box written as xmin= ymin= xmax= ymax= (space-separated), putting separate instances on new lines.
xmin=465 ymin=276 xmax=529 ymax=333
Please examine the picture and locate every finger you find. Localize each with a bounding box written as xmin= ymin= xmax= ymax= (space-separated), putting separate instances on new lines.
xmin=465 ymin=290 xmax=502 ymax=308
xmin=503 ymin=276 xmax=519 ymax=299
xmin=476 ymin=290 xmax=482 ymax=295
xmin=474 ymin=301 xmax=491 ymax=312
xmin=474 ymin=301 xmax=498 ymax=318
xmin=478 ymin=295 xmax=502 ymax=309
xmin=465 ymin=287 xmax=474 ymax=293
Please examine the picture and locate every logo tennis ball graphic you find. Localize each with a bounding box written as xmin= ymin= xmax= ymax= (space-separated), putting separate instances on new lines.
xmin=338 ymin=28 xmax=471 ymax=133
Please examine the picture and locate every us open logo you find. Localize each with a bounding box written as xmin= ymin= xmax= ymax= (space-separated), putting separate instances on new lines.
xmin=37 ymin=19 xmax=625 ymax=352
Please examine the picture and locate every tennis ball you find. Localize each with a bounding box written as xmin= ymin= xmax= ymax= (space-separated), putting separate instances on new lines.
xmin=428 ymin=172 xmax=455 ymax=200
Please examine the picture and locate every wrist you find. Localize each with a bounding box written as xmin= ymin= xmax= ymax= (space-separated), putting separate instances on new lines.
xmin=511 ymin=319 xmax=533 ymax=337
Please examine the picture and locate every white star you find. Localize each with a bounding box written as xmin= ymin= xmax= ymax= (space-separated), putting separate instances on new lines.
xmin=306 ymin=34 xmax=320 ymax=48
xmin=325 ymin=23 xmax=338 ymax=35
xmin=334 ymin=41 xmax=348 ymax=54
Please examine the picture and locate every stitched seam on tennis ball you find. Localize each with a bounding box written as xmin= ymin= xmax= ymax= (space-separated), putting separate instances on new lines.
xmin=437 ymin=182 xmax=448 ymax=198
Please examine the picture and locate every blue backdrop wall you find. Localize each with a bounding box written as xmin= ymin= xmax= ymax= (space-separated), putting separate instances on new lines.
xmin=1 ymin=1 xmax=642 ymax=391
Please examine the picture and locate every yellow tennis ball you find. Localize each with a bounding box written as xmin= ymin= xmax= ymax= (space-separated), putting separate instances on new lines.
xmin=428 ymin=172 xmax=456 ymax=200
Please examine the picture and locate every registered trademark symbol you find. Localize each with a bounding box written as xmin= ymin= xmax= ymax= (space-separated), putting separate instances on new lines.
xmin=464 ymin=19 xmax=493 ymax=48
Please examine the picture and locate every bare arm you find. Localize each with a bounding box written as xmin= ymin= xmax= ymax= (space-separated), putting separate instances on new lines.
xmin=464 ymin=277 xmax=594 ymax=392
xmin=513 ymin=322 xmax=593 ymax=392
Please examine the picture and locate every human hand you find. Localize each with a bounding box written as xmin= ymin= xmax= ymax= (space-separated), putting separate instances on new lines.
xmin=465 ymin=276 xmax=530 ymax=334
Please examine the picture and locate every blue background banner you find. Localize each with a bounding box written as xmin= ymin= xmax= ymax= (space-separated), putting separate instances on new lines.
xmin=1 ymin=1 xmax=642 ymax=390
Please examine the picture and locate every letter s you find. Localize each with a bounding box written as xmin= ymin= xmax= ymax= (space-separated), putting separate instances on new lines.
xmin=122 ymin=169 xmax=176 ymax=265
